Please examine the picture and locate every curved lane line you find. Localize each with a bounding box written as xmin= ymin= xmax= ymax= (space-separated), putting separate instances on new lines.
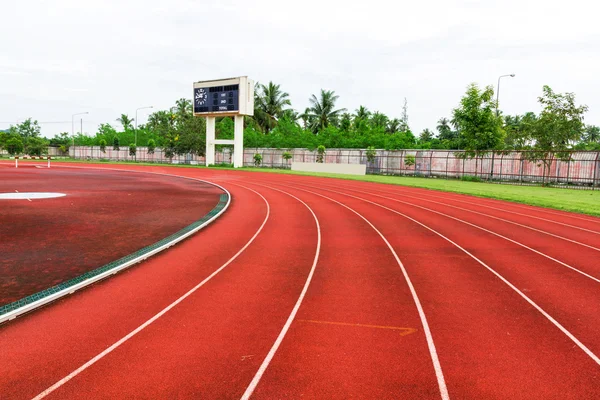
xmin=238 ymin=183 xmax=322 ymax=400
xmin=311 ymin=181 xmax=600 ymax=252
xmin=32 ymin=185 xmax=270 ymax=400
xmin=407 ymin=190 xmax=600 ymax=235
xmin=289 ymin=182 xmax=600 ymax=367
xmin=292 ymin=182 xmax=600 ymax=284
xmin=249 ymin=181 xmax=450 ymax=400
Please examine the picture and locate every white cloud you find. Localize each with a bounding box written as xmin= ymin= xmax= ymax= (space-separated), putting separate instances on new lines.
xmin=1 ymin=0 xmax=599 ymax=137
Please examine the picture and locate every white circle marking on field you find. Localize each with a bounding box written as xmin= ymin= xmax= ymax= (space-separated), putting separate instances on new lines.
xmin=0 ymin=192 xmax=66 ymax=200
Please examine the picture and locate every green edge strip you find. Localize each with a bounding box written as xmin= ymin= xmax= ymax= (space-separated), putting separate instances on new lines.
xmin=0 ymin=193 xmax=229 ymax=317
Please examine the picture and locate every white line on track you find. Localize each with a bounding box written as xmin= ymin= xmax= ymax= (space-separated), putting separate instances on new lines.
xmin=239 ymin=183 xmax=322 ymax=400
xmin=421 ymin=190 xmax=600 ymax=225
xmin=277 ymin=182 xmax=600 ymax=368
xmin=312 ymin=182 xmax=600 ymax=252
xmin=293 ymin=182 xmax=600 ymax=284
xmin=31 ymin=185 xmax=271 ymax=400
xmin=408 ymin=189 xmax=600 ymax=234
xmin=253 ymin=182 xmax=450 ymax=400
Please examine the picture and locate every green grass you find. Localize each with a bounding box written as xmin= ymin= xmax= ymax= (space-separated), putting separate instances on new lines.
xmin=48 ymin=158 xmax=600 ymax=217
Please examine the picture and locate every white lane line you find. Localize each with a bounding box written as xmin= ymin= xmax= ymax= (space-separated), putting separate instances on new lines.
xmin=259 ymin=183 xmax=449 ymax=400
xmin=239 ymin=183 xmax=321 ymax=400
xmin=294 ymin=184 xmax=600 ymax=367
xmin=314 ymin=182 xmax=600 ymax=253
xmin=411 ymin=190 xmax=600 ymax=235
xmin=298 ymin=183 xmax=600 ymax=285
xmin=420 ymin=190 xmax=600 ymax=225
xmin=32 ymin=186 xmax=271 ymax=400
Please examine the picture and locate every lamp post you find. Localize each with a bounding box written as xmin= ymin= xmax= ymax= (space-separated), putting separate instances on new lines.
xmin=496 ymin=74 xmax=515 ymax=117
xmin=135 ymin=106 xmax=153 ymax=146
xmin=71 ymin=112 xmax=89 ymax=146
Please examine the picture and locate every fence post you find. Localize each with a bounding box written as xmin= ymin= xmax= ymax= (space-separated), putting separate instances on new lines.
xmin=593 ymin=152 xmax=600 ymax=189
xmin=445 ymin=152 xmax=450 ymax=179
xmin=429 ymin=151 xmax=433 ymax=177
xmin=566 ymin=152 xmax=572 ymax=186
xmin=490 ymin=152 xmax=495 ymax=180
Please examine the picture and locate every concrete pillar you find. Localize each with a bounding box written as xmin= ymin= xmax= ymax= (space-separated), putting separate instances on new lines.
xmin=206 ymin=116 xmax=215 ymax=166
xmin=233 ymin=115 xmax=244 ymax=168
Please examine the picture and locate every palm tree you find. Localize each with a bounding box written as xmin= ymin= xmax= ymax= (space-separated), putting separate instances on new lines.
xmin=371 ymin=111 xmax=389 ymax=131
xmin=116 ymin=114 xmax=134 ymax=131
xmin=175 ymin=98 xmax=192 ymax=119
xmin=280 ymin=109 xmax=299 ymax=123
xmin=436 ymin=117 xmax=454 ymax=140
xmin=388 ymin=118 xmax=401 ymax=134
xmin=419 ymin=129 xmax=434 ymax=142
xmin=307 ymin=89 xmax=346 ymax=133
xmin=354 ymin=106 xmax=371 ymax=126
xmin=299 ymin=107 xmax=311 ymax=130
xmin=340 ymin=113 xmax=352 ymax=131
xmin=254 ymin=81 xmax=292 ymax=133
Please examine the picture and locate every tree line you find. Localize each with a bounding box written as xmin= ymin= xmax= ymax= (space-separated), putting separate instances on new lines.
xmin=1 ymin=82 xmax=599 ymax=160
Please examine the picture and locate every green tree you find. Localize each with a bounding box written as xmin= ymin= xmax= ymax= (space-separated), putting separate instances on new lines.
xmin=254 ymin=81 xmax=291 ymax=134
xmin=147 ymin=138 xmax=156 ymax=154
xmin=504 ymin=112 xmax=536 ymax=149
xmin=452 ymin=83 xmax=504 ymax=160
xmin=113 ymin=136 xmax=120 ymax=151
xmin=387 ymin=118 xmax=401 ymax=134
xmin=526 ymin=85 xmax=588 ymax=183
xmin=307 ymin=90 xmax=346 ymax=133
xmin=99 ymin=138 xmax=107 ymax=153
xmin=5 ymin=136 xmax=24 ymax=155
xmin=316 ymin=145 xmax=326 ymax=163
xmin=371 ymin=112 xmax=389 ymax=131
xmin=24 ymin=136 xmax=47 ymax=156
xmin=129 ymin=143 xmax=137 ymax=158
xmin=116 ymin=114 xmax=134 ymax=131
xmin=583 ymin=125 xmax=600 ymax=144
xmin=11 ymin=118 xmax=41 ymax=139
xmin=419 ymin=129 xmax=434 ymax=143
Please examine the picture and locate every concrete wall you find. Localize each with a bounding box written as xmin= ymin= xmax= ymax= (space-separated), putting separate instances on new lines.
xmin=291 ymin=162 xmax=366 ymax=175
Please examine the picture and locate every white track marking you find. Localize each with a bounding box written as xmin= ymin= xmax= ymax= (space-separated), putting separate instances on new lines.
xmin=406 ymin=189 xmax=600 ymax=234
xmin=32 ymin=186 xmax=270 ymax=400
xmin=421 ymin=190 xmax=600 ymax=225
xmin=239 ymin=183 xmax=321 ymax=400
xmin=282 ymin=182 xmax=600 ymax=367
xmin=293 ymin=182 xmax=600 ymax=284
xmin=255 ymin=182 xmax=450 ymax=400
xmin=312 ymin=182 xmax=600 ymax=252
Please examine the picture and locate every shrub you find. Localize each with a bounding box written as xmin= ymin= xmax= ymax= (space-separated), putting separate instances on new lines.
xmin=366 ymin=146 xmax=376 ymax=163
xmin=461 ymin=175 xmax=482 ymax=182
xmin=316 ymin=145 xmax=326 ymax=163
xmin=282 ymin=151 xmax=292 ymax=162
xmin=5 ymin=137 xmax=23 ymax=155
xmin=147 ymin=139 xmax=156 ymax=154
xmin=99 ymin=139 xmax=107 ymax=153
xmin=112 ymin=137 xmax=120 ymax=151
xmin=404 ymin=154 xmax=416 ymax=167
xmin=253 ymin=153 xmax=262 ymax=167
xmin=129 ymin=144 xmax=137 ymax=157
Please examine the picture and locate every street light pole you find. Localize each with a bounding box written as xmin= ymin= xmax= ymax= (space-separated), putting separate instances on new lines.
xmin=71 ymin=112 xmax=89 ymax=147
xmin=496 ymin=74 xmax=515 ymax=117
xmin=135 ymin=106 xmax=153 ymax=146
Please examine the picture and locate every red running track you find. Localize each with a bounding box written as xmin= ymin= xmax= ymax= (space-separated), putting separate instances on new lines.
xmin=1 ymin=164 xmax=599 ymax=399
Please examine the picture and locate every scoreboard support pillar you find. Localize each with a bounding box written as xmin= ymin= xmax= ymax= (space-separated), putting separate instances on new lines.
xmin=205 ymin=117 xmax=216 ymax=166
xmin=233 ymin=115 xmax=244 ymax=168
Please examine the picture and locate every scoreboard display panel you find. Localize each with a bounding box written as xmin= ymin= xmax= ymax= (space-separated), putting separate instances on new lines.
xmin=193 ymin=77 xmax=254 ymax=117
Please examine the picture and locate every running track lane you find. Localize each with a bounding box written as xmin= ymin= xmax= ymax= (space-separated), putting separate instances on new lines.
xmin=0 ymin=176 xmax=267 ymax=398
xmin=248 ymin=175 xmax=600 ymax=399
xmin=30 ymin=183 xmax=319 ymax=399
xmin=238 ymin=181 xmax=446 ymax=399
xmin=2 ymin=164 xmax=599 ymax=399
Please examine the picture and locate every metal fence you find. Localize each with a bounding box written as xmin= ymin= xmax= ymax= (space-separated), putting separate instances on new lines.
xmin=68 ymin=147 xmax=600 ymax=189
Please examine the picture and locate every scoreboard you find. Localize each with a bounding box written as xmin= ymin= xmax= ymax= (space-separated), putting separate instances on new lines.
xmin=193 ymin=77 xmax=254 ymax=117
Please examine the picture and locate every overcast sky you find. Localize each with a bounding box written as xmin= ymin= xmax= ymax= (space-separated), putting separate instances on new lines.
xmin=1 ymin=0 xmax=599 ymax=137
